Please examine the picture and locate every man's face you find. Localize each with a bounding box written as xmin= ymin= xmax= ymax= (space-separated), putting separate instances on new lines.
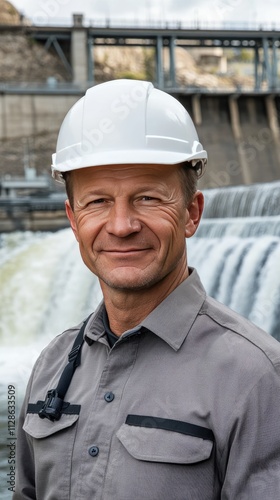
xmin=66 ymin=164 xmax=203 ymax=294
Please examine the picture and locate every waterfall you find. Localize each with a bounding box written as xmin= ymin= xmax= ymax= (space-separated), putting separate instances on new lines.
xmin=203 ymin=180 xmax=280 ymax=218
xmin=193 ymin=180 xmax=280 ymax=340
xmin=187 ymin=236 xmax=280 ymax=339
xmin=0 ymin=229 xmax=103 ymax=387
xmin=197 ymin=216 xmax=280 ymax=237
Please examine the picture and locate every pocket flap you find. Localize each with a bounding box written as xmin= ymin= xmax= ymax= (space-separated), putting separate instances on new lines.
xmin=23 ymin=413 xmax=79 ymax=439
xmin=116 ymin=421 xmax=213 ymax=464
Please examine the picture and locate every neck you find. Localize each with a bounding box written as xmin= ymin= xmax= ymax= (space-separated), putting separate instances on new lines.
xmin=100 ymin=267 xmax=189 ymax=336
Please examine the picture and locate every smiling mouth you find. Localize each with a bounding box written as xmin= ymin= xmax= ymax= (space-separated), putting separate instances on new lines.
xmin=103 ymin=248 xmax=150 ymax=253
xmin=101 ymin=247 xmax=153 ymax=257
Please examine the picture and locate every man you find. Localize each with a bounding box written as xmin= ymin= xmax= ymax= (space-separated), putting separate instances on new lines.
xmin=15 ymin=80 xmax=280 ymax=499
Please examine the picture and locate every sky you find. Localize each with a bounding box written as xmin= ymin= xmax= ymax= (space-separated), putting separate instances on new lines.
xmin=11 ymin=0 xmax=280 ymax=29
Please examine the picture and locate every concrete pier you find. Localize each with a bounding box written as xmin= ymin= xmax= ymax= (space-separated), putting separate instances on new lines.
xmin=71 ymin=14 xmax=88 ymax=84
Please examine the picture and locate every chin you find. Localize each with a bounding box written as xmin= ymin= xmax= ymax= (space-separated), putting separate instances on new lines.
xmin=100 ymin=271 xmax=162 ymax=291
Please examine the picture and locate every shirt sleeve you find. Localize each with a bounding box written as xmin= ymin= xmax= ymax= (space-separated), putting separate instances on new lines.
xmin=221 ymin=363 xmax=280 ymax=499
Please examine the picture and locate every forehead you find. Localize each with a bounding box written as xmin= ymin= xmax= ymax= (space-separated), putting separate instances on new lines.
xmin=72 ymin=164 xmax=180 ymax=184
xmin=71 ymin=163 xmax=182 ymax=186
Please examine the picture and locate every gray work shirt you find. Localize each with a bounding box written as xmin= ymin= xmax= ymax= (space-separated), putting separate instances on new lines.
xmin=14 ymin=269 xmax=280 ymax=499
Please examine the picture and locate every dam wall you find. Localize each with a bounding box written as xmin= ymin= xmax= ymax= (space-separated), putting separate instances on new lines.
xmin=0 ymin=92 xmax=79 ymax=140
xmin=177 ymin=92 xmax=280 ymax=189
xmin=0 ymin=90 xmax=279 ymax=189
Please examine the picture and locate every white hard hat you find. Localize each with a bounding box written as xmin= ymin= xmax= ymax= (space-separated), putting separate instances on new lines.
xmin=52 ymin=79 xmax=207 ymax=180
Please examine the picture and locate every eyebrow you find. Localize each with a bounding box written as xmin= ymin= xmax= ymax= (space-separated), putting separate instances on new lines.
xmin=76 ymin=183 xmax=170 ymax=207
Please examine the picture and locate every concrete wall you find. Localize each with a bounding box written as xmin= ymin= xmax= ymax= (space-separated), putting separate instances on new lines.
xmin=178 ymin=93 xmax=280 ymax=188
xmin=0 ymin=93 xmax=79 ymax=139
xmin=0 ymin=91 xmax=279 ymax=188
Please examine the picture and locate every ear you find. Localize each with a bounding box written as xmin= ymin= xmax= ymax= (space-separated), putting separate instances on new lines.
xmin=185 ymin=191 xmax=204 ymax=238
xmin=65 ymin=200 xmax=79 ymax=242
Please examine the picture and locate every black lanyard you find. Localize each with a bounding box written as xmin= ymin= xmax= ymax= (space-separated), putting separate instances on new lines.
xmin=27 ymin=314 xmax=92 ymax=422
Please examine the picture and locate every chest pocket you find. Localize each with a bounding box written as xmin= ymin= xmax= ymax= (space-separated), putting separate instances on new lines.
xmin=23 ymin=413 xmax=79 ymax=500
xmin=23 ymin=412 xmax=79 ymax=438
xmin=116 ymin=414 xmax=214 ymax=464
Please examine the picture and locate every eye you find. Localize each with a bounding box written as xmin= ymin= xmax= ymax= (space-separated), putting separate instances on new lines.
xmin=141 ymin=196 xmax=155 ymax=201
xmin=88 ymin=198 xmax=106 ymax=205
xmin=136 ymin=194 xmax=162 ymax=205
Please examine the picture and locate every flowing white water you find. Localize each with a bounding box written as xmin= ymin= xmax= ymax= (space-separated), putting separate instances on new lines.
xmin=187 ymin=236 xmax=280 ymax=339
xmin=197 ymin=215 xmax=280 ymax=237
xmin=203 ymin=180 xmax=280 ymax=218
xmin=0 ymin=229 xmax=103 ymax=386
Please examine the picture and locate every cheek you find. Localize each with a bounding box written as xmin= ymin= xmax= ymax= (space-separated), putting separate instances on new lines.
xmin=73 ymin=221 xmax=100 ymax=257
xmin=75 ymin=210 xmax=104 ymax=236
xmin=148 ymin=212 xmax=186 ymax=250
xmin=161 ymin=207 xmax=187 ymax=235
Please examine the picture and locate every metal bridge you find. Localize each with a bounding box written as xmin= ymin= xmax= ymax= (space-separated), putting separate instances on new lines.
xmin=1 ymin=15 xmax=280 ymax=91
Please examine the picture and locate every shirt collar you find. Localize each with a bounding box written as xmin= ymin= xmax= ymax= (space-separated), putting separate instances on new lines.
xmin=84 ymin=301 xmax=106 ymax=345
xmin=84 ymin=268 xmax=206 ymax=351
xmin=140 ymin=268 xmax=206 ymax=350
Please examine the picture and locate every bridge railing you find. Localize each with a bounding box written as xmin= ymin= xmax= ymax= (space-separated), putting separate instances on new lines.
xmin=19 ymin=17 xmax=280 ymax=32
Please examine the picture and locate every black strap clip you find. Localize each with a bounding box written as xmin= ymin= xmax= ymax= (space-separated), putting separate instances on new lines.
xmin=30 ymin=314 xmax=92 ymax=423
xmin=38 ymin=389 xmax=64 ymax=422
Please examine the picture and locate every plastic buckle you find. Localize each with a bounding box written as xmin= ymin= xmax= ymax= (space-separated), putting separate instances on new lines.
xmin=38 ymin=389 xmax=64 ymax=422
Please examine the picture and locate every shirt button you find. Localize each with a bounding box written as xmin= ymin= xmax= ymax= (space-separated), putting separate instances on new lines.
xmin=88 ymin=445 xmax=99 ymax=457
xmin=104 ymin=391 xmax=115 ymax=403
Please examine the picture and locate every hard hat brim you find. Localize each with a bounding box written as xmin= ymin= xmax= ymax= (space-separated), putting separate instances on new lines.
xmin=52 ymin=149 xmax=207 ymax=178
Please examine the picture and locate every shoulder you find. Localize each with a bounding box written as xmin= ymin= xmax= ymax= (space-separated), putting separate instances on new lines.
xmin=38 ymin=323 xmax=83 ymax=363
xmin=197 ymin=295 xmax=280 ymax=370
xmin=190 ymin=296 xmax=280 ymax=434
xmin=28 ymin=320 xmax=87 ymax=390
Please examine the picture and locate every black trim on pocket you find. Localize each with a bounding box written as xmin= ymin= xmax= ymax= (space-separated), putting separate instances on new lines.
xmin=125 ymin=414 xmax=214 ymax=442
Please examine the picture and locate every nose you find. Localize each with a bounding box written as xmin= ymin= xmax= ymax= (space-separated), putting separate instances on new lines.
xmin=106 ymin=200 xmax=141 ymax=237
